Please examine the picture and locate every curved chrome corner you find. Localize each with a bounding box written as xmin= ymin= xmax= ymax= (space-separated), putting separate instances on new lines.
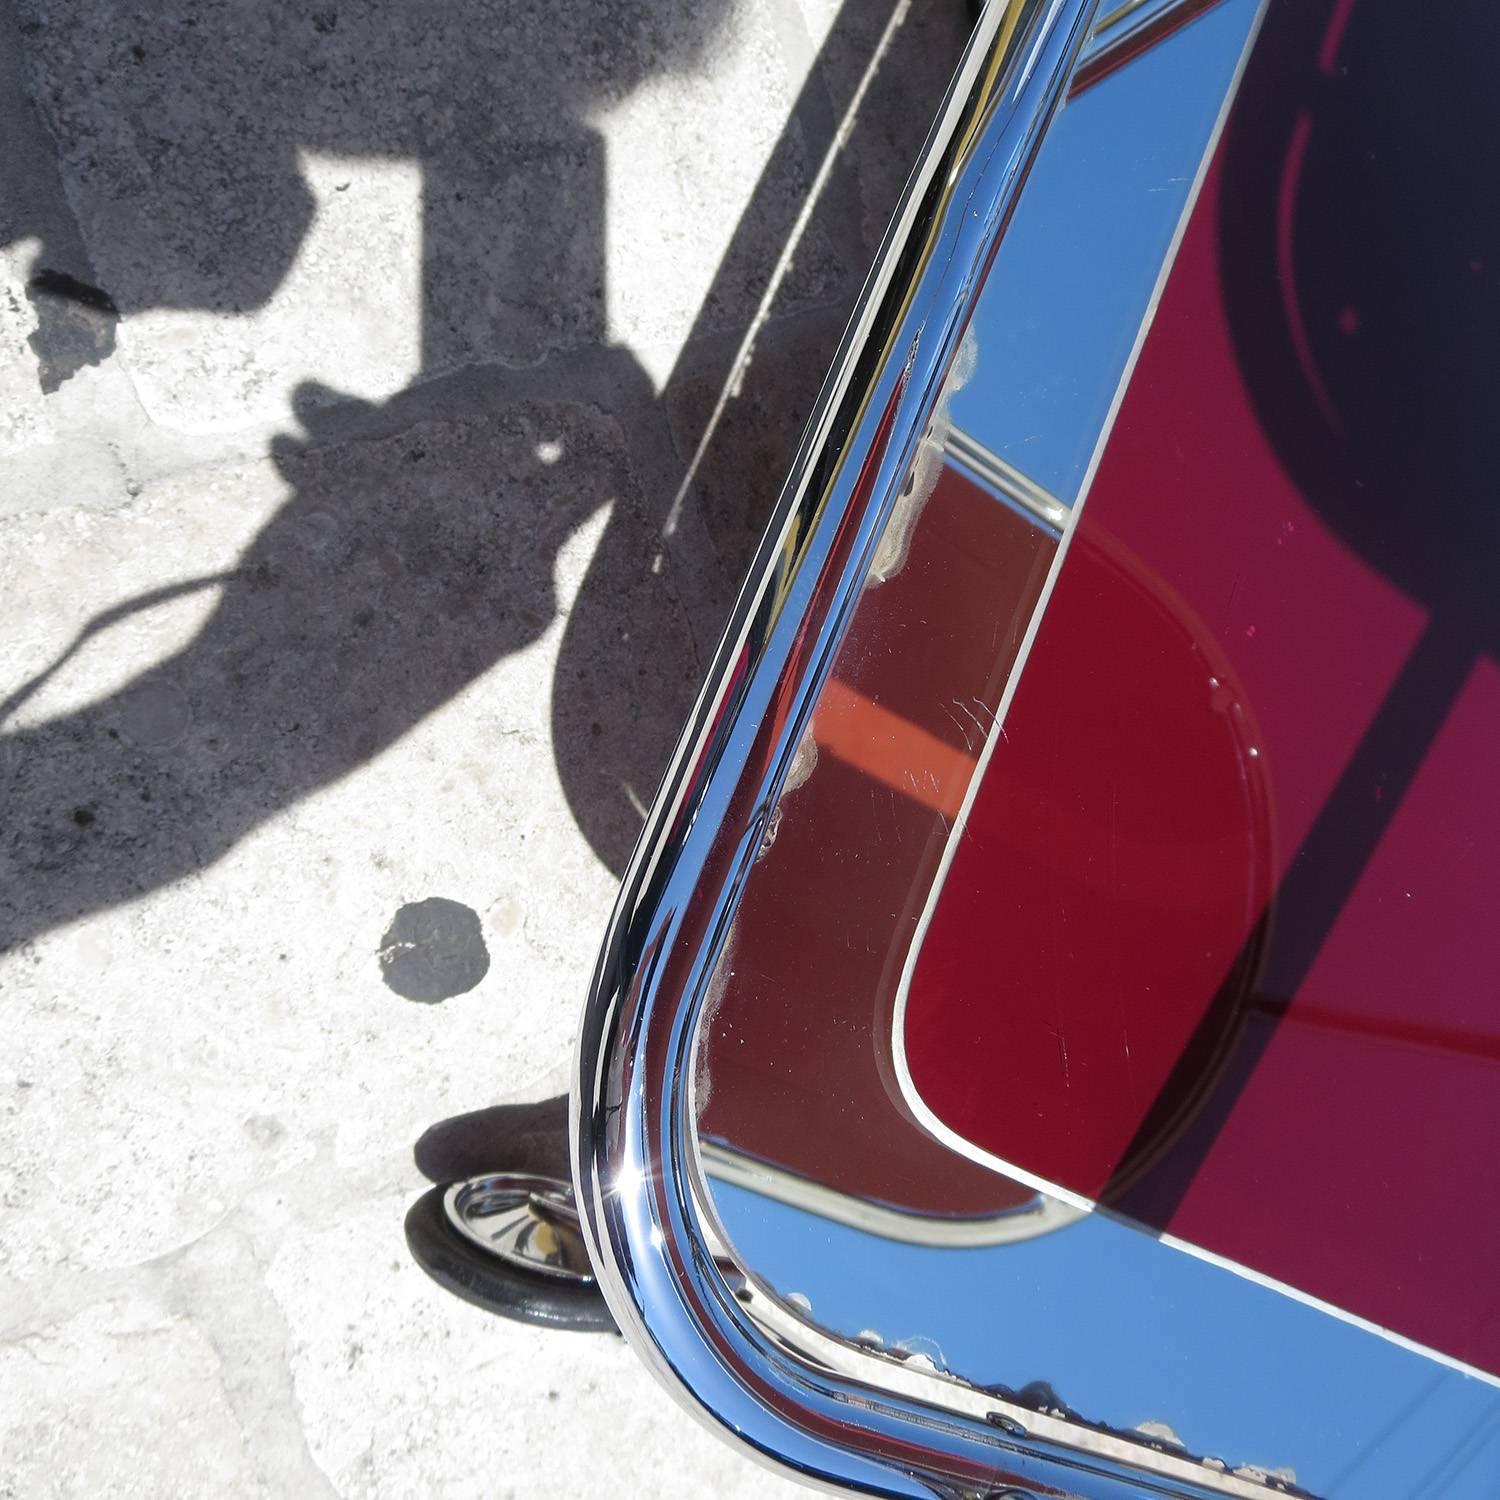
xmin=571 ymin=2 xmax=1238 ymax=1495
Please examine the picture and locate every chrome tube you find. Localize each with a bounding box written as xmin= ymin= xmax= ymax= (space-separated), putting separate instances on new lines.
xmin=567 ymin=2 xmax=1198 ymax=1494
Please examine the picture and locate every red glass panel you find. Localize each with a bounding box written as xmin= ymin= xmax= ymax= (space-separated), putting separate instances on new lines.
xmin=904 ymin=4 xmax=1500 ymax=1369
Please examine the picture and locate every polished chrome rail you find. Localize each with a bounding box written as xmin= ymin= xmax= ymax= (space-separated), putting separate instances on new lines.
xmin=570 ymin=1 xmax=1268 ymax=1495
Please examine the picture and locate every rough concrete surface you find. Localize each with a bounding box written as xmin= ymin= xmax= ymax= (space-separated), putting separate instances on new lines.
xmin=0 ymin=0 xmax=969 ymax=1493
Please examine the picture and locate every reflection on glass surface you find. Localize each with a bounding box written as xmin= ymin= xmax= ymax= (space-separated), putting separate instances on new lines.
xmin=901 ymin=0 xmax=1500 ymax=1378
xmin=949 ymin=0 xmax=1256 ymax=501
xmin=709 ymin=1175 xmax=1500 ymax=1498
xmin=689 ymin=0 xmax=1500 ymax=1491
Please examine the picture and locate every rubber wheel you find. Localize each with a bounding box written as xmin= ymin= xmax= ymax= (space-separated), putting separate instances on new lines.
xmin=404 ymin=1183 xmax=618 ymax=1333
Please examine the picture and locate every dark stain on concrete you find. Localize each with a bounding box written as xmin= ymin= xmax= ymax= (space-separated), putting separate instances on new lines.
xmin=25 ymin=268 xmax=119 ymax=393
xmin=378 ymin=897 xmax=489 ymax=1002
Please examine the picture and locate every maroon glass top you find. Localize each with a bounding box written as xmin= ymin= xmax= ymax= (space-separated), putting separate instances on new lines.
xmin=904 ymin=1 xmax=1500 ymax=1373
xmin=695 ymin=0 xmax=1498 ymax=1379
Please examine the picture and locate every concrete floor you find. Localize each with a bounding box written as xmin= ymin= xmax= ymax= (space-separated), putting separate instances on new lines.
xmin=0 ymin=0 xmax=968 ymax=1494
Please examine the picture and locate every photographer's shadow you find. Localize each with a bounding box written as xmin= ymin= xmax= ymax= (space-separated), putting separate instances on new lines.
xmin=0 ymin=0 xmax=732 ymax=950
xmin=0 ymin=0 xmax=968 ymax=953
xmin=1 ymin=369 xmax=668 ymax=947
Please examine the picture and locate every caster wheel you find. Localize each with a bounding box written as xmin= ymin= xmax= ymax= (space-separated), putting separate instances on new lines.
xmin=405 ymin=1171 xmax=617 ymax=1333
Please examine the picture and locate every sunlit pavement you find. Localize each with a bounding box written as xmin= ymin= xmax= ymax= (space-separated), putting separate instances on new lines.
xmin=0 ymin=1 xmax=967 ymax=1494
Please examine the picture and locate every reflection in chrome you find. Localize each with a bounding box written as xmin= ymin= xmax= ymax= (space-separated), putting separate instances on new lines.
xmin=723 ymin=1261 xmax=1307 ymax=1500
xmin=943 ymin=426 xmax=1070 ymax=533
xmin=693 ymin=1200 xmax=1312 ymax=1500
xmin=1075 ymin=0 xmax=1225 ymax=91
xmin=444 ymin=1172 xmax=596 ymax=1284
xmin=574 ymin=5 xmax=1129 ymax=1493
xmin=698 ymin=1140 xmax=1083 ymax=1247
xmin=571 ymin=2 xmax=1303 ymax=1498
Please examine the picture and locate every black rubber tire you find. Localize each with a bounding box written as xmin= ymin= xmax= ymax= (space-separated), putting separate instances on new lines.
xmin=404 ymin=1183 xmax=618 ymax=1334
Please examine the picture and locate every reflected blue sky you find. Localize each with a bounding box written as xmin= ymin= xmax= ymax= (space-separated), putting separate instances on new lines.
xmin=712 ymin=1177 xmax=1500 ymax=1497
xmin=949 ymin=0 xmax=1259 ymax=502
